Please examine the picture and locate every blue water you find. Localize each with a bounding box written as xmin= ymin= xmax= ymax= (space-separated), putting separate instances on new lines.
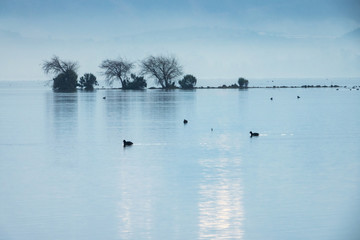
xmin=0 ymin=81 xmax=360 ymax=240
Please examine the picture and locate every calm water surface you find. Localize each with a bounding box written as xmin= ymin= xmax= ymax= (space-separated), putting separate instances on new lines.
xmin=0 ymin=82 xmax=360 ymax=240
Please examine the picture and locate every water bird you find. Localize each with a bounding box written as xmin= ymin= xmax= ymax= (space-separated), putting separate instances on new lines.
xmin=250 ymin=131 xmax=259 ymax=137
xmin=123 ymin=140 xmax=133 ymax=147
xmin=103 ymin=96 xmax=106 ymax=99
xmin=183 ymin=119 xmax=188 ymax=124
xmin=297 ymin=96 xmax=300 ymax=99
xmin=270 ymin=97 xmax=273 ymax=100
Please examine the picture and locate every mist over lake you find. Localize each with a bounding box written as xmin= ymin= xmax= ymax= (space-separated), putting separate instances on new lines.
xmin=1 ymin=0 xmax=360 ymax=238
xmin=0 ymin=80 xmax=359 ymax=239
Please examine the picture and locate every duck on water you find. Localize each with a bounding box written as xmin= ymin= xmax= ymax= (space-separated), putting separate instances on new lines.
xmin=123 ymin=140 xmax=133 ymax=147
xmin=250 ymin=131 xmax=259 ymax=137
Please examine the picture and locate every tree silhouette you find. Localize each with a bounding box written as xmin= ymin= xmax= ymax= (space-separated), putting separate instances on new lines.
xmin=52 ymin=70 xmax=78 ymax=92
xmin=125 ymin=74 xmax=147 ymax=90
xmin=99 ymin=58 xmax=134 ymax=88
xmin=238 ymin=77 xmax=249 ymax=88
xmin=42 ymin=56 xmax=79 ymax=92
xmin=179 ymin=74 xmax=197 ymax=89
xmin=140 ymin=55 xmax=183 ymax=89
xmin=79 ymin=73 xmax=98 ymax=90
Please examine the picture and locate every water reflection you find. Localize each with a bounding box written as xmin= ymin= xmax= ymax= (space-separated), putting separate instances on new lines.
xmin=47 ymin=92 xmax=79 ymax=139
xmin=116 ymin=166 xmax=155 ymax=239
xmin=104 ymin=90 xmax=132 ymax=127
xmin=144 ymin=90 xmax=178 ymax=122
xmin=46 ymin=92 xmax=79 ymax=165
xmin=198 ymin=157 xmax=244 ymax=239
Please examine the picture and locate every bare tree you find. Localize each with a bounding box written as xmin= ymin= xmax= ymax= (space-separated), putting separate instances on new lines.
xmin=99 ymin=58 xmax=134 ymax=88
xmin=42 ymin=55 xmax=79 ymax=91
xmin=140 ymin=55 xmax=183 ymax=89
xmin=42 ymin=55 xmax=79 ymax=75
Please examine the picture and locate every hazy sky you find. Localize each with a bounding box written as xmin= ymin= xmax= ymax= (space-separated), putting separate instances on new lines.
xmin=0 ymin=0 xmax=359 ymax=82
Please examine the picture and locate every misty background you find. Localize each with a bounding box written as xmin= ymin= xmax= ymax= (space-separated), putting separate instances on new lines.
xmin=0 ymin=0 xmax=359 ymax=83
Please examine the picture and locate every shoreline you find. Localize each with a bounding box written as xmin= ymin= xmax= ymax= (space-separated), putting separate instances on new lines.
xmin=95 ymin=84 xmax=359 ymax=90
xmin=1 ymin=80 xmax=359 ymax=91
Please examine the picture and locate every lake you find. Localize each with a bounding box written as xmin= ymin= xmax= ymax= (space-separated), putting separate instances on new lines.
xmin=0 ymin=81 xmax=360 ymax=240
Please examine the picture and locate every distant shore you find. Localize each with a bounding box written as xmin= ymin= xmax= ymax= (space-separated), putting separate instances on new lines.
xmin=96 ymin=84 xmax=359 ymax=90
xmin=1 ymin=81 xmax=359 ymax=91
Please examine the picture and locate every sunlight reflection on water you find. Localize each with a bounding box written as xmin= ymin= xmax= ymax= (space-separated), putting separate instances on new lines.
xmin=198 ymin=157 xmax=244 ymax=239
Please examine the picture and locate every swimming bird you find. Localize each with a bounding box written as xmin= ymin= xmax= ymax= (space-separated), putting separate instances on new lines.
xmin=250 ymin=131 xmax=259 ymax=137
xmin=123 ymin=140 xmax=133 ymax=147
xmin=103 ymin=96 xmax=106 ymax=99
xmin=270 ymin=97 xmax=273 ymax=100
xmin=183 ymin=119 xmax=188 ymax=124
xmin=297 ymin=96 xmax=300 ymax=99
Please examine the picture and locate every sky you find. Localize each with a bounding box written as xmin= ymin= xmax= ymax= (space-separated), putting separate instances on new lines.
xmin=0 ymin=0 xmax=359 ymax=82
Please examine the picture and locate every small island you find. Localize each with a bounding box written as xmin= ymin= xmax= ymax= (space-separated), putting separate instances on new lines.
xmin=42 ymin=55 xmax=356 ymax=92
